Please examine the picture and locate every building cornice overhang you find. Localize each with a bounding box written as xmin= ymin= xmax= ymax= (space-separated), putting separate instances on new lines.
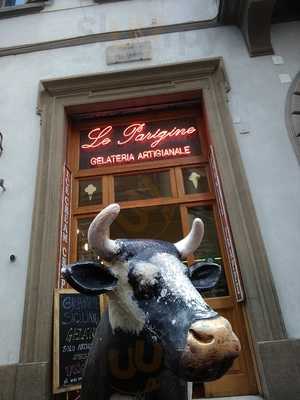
xmin=219 ymin=0 xmax=276 ymax=56
xmin=0 ymin=0 xmax=276 ymax=59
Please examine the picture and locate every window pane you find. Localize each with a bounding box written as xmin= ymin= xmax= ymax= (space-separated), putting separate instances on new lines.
xmin=111 ymin=205 xmax=182 ymax=242
xmin=187 ymin=206 xmax=229 ymax=297
xmin=77 ymin=218 xmax=98 ymax=262
xmin=114 ymin=171 xmax=171 ymax=202
xmin=78 ymin=178 xmax=102 ymax=207
xmin=77 ymin=205 xmax=182 ymax=262
xmin=4 ymin=0 xmax=25 ymax=5
xmin=182 ymin=167 xmax=209 ymax=194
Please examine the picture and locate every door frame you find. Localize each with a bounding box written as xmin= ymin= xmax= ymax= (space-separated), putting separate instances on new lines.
xmin=17 ymin=58 xmax=286 ymax=399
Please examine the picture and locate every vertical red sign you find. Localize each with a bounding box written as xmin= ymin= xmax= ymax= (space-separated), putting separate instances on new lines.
xmin=209 ymin=146 xmax=244 ymax=302
xmin=67 ymin=389 xmax=81 ymax=400
xmin=58 ymin=165 xmax=72 ymax=289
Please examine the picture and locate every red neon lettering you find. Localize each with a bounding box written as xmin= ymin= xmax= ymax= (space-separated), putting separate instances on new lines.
xmin=90 ymin=157 xmax=98 ymax=166
xmin=136 ymin=146 xmax=191 ymax=160
xmin=82 ymin=122 xmax=196 ymax=164
xmin=90 ymin=153 xmax=135 ymax=166
xmin=89 ymin=146 xmax=191 ymax=166
xmin=117 ymin=123 xmax=196 ymax=148
xmin=81 ymin=126 xmax=112 ymax=149
xmin=184 ymin=145 xmax=191 ymax=154
xmin=117 ymin=123 xmax=145 ymax=146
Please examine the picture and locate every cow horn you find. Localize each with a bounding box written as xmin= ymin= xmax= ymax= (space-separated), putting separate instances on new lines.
xmin=174 ymin=218 xmax=204 ymax=258
xmin=88 ymin=203 xmax=121 ymax=261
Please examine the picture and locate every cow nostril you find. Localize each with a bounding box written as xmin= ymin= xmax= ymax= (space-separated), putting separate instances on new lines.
xmin=189 ymin=329 xmax=214 ymax=345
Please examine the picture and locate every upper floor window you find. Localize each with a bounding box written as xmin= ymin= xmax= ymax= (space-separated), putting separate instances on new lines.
xmin=272 ymin=0 xmax=300 ymax=23
xmin=0 ymin=0 xmax=46 ymax=18
xmin=0 ymin=0 xmax=26 ymax=7
xmin=94 ymin=0 xmax=220 ymax=22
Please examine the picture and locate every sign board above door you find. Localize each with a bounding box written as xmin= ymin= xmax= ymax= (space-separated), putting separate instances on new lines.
xmin=79 ymin=117 xmax=202 ymax=169
xmin=106 ymin=41 xmax=152 ymax=65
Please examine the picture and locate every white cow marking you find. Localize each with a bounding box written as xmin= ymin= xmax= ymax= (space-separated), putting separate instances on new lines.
xmin=109 ymin=261 xmax=146 ymax=334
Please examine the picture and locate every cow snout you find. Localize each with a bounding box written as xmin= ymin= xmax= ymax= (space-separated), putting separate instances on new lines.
xmin=180 ymin=316 xmax=241 ymax=382
xmin=188 ymin=316 xmax=240 ymax=352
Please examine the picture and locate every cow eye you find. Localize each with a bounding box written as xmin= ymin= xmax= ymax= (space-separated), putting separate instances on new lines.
xmin=128 ymin=267 xmax=162 ymax=301
xmin=132 ymin=279 xmax=161 ymax=301
xmin=138 ymin=285 xmax=155 ymax=300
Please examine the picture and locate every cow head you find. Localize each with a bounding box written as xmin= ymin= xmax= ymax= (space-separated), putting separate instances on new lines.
xmin=62 ymin=204 xmax=240 ymax=382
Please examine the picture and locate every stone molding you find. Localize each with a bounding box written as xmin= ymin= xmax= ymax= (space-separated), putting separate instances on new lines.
xmin=0 ymin=362 xmax=49 ymax=400
xmin=257 ymin=339 xmax=300 ymax=400
xmin=0 ymin=19 xmax=217 ymax=58
xmin=0 ymin=0 xmax=276 ymax=59
xmin=0 ymin=363 xmax=16 ymax=400
xmin=285 ymin=70 xmax=300 ymax=164
xmin=238 ymin=0 xmax=276 ymax=56
xmin=220 ymin=0 xmax=276 ymax=56
xmin=16 ymin=58 xmax=286 ymax=398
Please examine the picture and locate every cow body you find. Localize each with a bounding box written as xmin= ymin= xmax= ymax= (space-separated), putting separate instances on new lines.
xmin=63 ymin=204 xmax=241 ymax=400
xmin=81 ymin=311 xmax=189 ymax=400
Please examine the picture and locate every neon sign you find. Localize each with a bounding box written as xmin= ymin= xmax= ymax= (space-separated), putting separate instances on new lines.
xmin=81 ymin=126 xmax=112 ymax=149
xmin=89 ymin=146 xmax=192 ymax=167
xmin=119 ymin=123 xmax=196 ymax=148
xmin=81 ymin=123 xmax=197 ymax=150
xmin=79 ymin=119 xmax=201 ymax=169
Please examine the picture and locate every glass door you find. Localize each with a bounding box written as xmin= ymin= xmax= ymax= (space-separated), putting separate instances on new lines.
xmin=71 ymin=165 xmax=257 ymax=398
xmin=67 ymin=98 xmax=258 ymax=397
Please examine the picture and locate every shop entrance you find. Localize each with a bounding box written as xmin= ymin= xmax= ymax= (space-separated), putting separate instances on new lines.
xmin=67 ymin=94 xmax=258 ymax=397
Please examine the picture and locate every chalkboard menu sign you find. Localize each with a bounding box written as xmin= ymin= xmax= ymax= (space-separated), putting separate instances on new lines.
xmin=53 ymin=289 xmax=102 ymax=393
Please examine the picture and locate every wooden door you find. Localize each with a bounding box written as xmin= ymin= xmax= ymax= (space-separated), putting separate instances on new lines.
xmin=66 ymin=97 xmax=258 ymax=397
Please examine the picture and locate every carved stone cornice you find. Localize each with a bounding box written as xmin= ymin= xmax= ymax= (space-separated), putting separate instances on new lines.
xmin=220 ymin=0 xmax=276 ymax=57
xmin=39 ymin=58 xmax=220 ymax=98
xmin=218 ymin=0 xmax=242 ymax=25
xmin=0 ymin=1 xmax=276 ymax=58
xmin=240 ymin=0 xmax=276 ymax=56
xmin=286 ymin=71 xmax=300 ymax=164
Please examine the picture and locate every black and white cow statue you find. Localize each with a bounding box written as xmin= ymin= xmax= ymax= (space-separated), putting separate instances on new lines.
xmin=63 ymin=204 xmax=241 ymax=400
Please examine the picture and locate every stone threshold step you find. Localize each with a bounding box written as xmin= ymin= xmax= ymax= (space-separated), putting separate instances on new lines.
xmin=196 ymin=397 xmax=262 ymax=400
xmin=193 ymin=396 xmax=263 ymax=400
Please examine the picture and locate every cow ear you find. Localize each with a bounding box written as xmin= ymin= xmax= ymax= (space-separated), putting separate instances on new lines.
xmin=62 ymin=261 xmax=118 ymax=295
xmin=189 ymin=262 xmax=221 ymax=291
